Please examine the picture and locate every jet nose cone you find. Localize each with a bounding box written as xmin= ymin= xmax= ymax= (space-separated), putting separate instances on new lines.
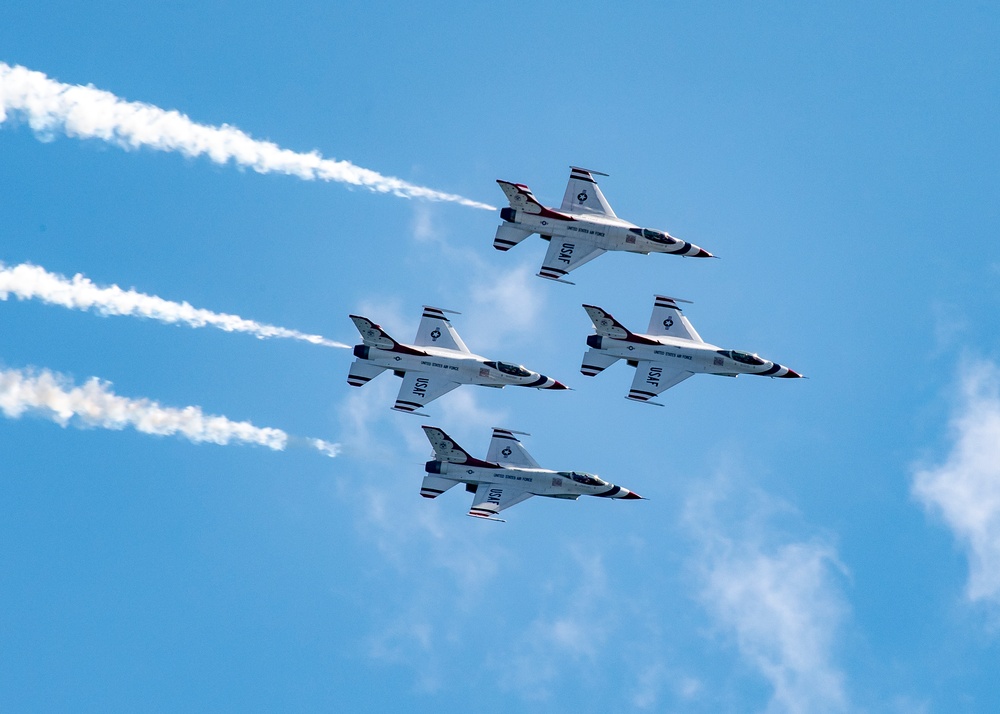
xmin=620 ymin=491 xmax=644 ymax=500
xmin=778 ymin=368 xmax=804 ymax=379
xmin=545 ymin=378 xmax=570 ymax=390
xmin=693 ymin=247 xmax=715 ymax=258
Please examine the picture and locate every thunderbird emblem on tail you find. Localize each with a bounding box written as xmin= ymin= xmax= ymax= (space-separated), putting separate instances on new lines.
xmin=493 ymin=167 xmax=715 ymax=284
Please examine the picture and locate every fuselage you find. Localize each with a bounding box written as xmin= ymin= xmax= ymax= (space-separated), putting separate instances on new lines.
xmin=500 ymin=206 xmax=712 ymax=258
xmin=424 ymin=460 xmax=641 ymax=501
xmin=353 ymin=343 xmax=566 ymax=389
xmin=586 ymin=333 xmax=802 ymax=379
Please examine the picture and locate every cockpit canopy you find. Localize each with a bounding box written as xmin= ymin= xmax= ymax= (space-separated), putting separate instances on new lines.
xmin=717 ymin=349 xmax=766 ymax=366
xmin=484 ymin=361 xmax=532 ymax=377
xmin=559 ymin=471 xmax=607 ymax=487
xmin=629 ymin=227 xmax=676 ymax=244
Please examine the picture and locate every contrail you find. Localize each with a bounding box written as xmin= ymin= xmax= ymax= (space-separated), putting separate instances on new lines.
xmin=0 ymin=261 xmax=348 ymax=348
xmin=0 ymin=62 xmax=495 ymax=211
xmin=0 ymin=366 xmax=340 ymax=457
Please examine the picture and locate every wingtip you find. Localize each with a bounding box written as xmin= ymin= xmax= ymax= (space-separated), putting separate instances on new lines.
xmin=626 ymin=396 xmax=665 ymax=407
xmin=392 ymin=407 xmax=431 ymax=417
xmin=467 ymin=512 xmax=507 ymax=523
xmin=537 ymin=272 xmax=576 ymax=285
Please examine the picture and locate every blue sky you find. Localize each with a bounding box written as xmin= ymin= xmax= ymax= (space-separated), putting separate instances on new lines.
xmin=3 ymin=3 xmax=1000 ymax=712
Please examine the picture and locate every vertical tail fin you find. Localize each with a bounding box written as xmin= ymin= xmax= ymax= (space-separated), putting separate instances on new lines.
xmin=349 ymin=315 xmax=423 ymax=355
xmin=421 ymin=426 xmax=494 ymax=467
xmin=582 ymin=304 xmax=658 ymax=345
xmin=582 ymin=305 xmax=636 ymax=340
xmin=496 ymin=180 xmax=572 ymax=220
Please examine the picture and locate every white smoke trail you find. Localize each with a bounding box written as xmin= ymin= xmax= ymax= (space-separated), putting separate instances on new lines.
xmin=0 ymin=366 xmax=339 ymax=457
xmin=0 ymin=62 xmax=495 ymax=211
xmin=0 ymin=261 xmax=348 ymax=348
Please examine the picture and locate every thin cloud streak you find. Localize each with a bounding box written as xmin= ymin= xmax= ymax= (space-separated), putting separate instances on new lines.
xmin=0 ymin=366 xmax=338 ymax=457
xmin=685 ymin=479 xmax=850 ymax=714
xmin=0 ymin=62 xmax=495 ymax=211
xmin=0 ymin=261 xmax=347 ymax=348
xmin=913 ymin=359 xmax=1000 ymax=604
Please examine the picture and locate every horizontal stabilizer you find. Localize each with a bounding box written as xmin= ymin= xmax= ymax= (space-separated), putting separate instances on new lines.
xmin=347 ymin=359 xmax=387 ymax=387
xmin=494 ymin=223 xmax=533 ymax=252
xmin=580 ymin=348 xmax=620 ymax=377
xmin=420 ymin=474 xmax=459 ymax=499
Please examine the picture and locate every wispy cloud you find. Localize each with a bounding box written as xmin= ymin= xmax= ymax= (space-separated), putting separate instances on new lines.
xmin=0 ymin=261 xmax=347 ymax=348
xmin=913 ymin=359 xmax=1000 ymax=604
xmin=685 ymin=478 xmax=850 ymax=714
xmin=463 ymin=261 xmax=548 ymax=352
xmin=0 ymin=62 xmax=494 ymax=210
xmin=0 ymin=366 xmax=338 ymax=456
xmin=490 ymin=547 xmax=612 ymax=701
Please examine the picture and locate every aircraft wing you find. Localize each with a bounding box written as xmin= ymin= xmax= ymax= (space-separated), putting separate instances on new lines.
xmin=646 ymin=295 xmax=704 ymax=342
xmin=392 ymin=372 xmax=462 ymax=414
xmin=538 ymin=238 xmax=606 ymax=283
xmin=485 ymin=428 xmax=540 ymax=468
xmin=468 ymin=481 xmax=535 ymax=521
xmin=559 ymin=167 xmax=617 ymax=218
xmin=626 ymin=361 xmax=694 ymax=405
xmin=413 ymin=306 xmax=470 ymax=353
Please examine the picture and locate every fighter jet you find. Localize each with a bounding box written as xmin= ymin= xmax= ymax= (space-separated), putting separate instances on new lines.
xmin=493 ymin=166 xmax=714 ymax=284
xmin=421 ymin=426 xmax=644 ymax=522
xmin=348 ymin=306 xmax=568 ymax=415
xmin=581 ymin=295 xmax=803 ymax=405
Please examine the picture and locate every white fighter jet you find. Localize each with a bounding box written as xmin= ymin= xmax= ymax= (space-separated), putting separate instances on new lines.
xmin=581 ymin=295 xmax=803 ymax=405
xmin=348 ymin=306 xmax=568 ymax=415
xmin=421 ymin=426 xmax=644 ymax=522
xmin=494 ymin=167 xmax=714 ymax=284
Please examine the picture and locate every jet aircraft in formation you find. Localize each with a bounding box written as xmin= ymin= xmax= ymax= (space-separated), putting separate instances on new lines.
xmin=347 ymin=305 xmax=567 ymax=415
xmin=580 ymin=295 xmax=803 ymax=405
xmin=493 ymin=167 xmax=714 ymax=283
xmin=341 ymin=167 xmax=801 ymax=521
xmin=421 ymin=426 xmax=643 ymax=522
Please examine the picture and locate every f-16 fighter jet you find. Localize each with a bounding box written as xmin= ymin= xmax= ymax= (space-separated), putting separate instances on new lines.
xmin=421 ymin=426 xmax=644 ymax=522
xmin=348 ymin=306 xmax=568 ymax=415
xmin=581 ymin=295 xmax=803 ymax=405
xmin=494 ymin=167 xmax=714 ymax=284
